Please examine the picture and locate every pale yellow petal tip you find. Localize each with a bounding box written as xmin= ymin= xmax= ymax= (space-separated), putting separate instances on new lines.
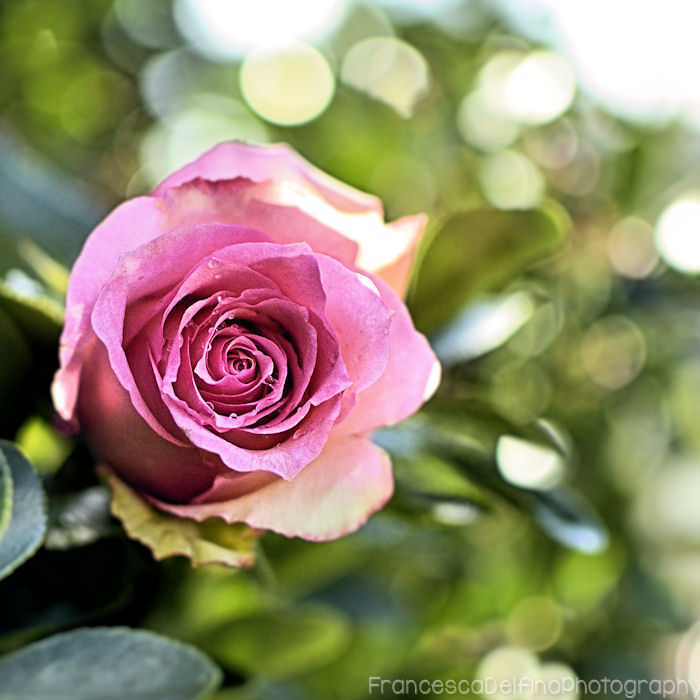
xmin=398 ymin=212 xmax=428 ymax=228
xmin=389 ymin=213 xmax=428 ymax=240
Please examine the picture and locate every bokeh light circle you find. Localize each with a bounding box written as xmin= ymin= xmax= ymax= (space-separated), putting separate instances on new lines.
xmin=479 ymin=150 xmax=544 ymax=210
xmin=655 ymin=193 xmax=700 ymax=274
xmin=341 ymin=36 xmax=430 ymax=117
xmin=239 ymin=43 xmax=335 ymax=126
xmin=175 ymin=0 xmax=347 ymax=60
xmin=503 ymin=50 xmax=576 ymax=125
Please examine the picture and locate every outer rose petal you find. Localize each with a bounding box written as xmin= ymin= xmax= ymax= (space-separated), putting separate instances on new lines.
xmin=336 ymin=273 xmax=441 ymax=436
xmin=315 ymin=254 xmax=392 ymax=420
xmin=150 ymin=435 xmax=393 ymax=541
xmin=76 ymin=337 xmax=218 ymax=502
xmin=153 ymin=141 xmax=383 ymax=215
xmin=370 ymin=214 xmax=426 ymax=297
xmin=160 ymin=178 xmax=425 ymax=297
xmin=161 ymin=178 xmax=360 ymax=267
xmin=52 ymin=197 xmax=165 ymax=425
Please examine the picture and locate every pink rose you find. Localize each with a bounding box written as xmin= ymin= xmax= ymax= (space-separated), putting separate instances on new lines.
xmin=52 ymin=142 xmax=439 ymax=541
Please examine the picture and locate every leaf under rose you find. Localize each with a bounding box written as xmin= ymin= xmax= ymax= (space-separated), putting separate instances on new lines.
xmin=104 ymin=468 xmax=259 ymax=568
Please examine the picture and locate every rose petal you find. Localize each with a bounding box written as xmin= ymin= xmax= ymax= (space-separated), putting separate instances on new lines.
xmin=197 ymin=333 xmax=288 ymax=412
xmin=153 ymin=141 xmax=383 ymax=215
xmin=52 ymin=197 xmax=164 ymax=425
xmin=160 ymin=177 xmax=360 ymax=266
xmin=76 ymin=338 xmax=217 ymax=503
xmin=150 ymin=435 xmax=393 ymax=541
xmin=336 ymin=272 xmax=440 ymax=435
xmin=181 ymin=243 xmax=352 ymax=407
xmin=163 ymin=391 xmax=342 ymax=480
xmin=161 ymin=177 xmax=425 ymax=294
xmin=370 ymin=214 xmax=426 ymax=297
xmin=315 ymin=254 xmax=392 ymax=421
xmin=90 ymin=224 xmax=272 ymax=444
xmin=164 ymin=299 xmax=311 ymax=432
xmin=128 ymin=265 xmax=278 ymax=352
xmin=148 ymin=246 xmax=350 ymax=437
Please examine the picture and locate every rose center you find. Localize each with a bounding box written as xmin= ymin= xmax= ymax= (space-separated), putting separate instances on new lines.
xmin=227 ymin=348 xmax=255 ymax=375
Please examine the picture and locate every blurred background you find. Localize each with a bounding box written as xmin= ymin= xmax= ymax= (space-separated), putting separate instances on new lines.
xmin=2 ymin=0 xmax=700 ymax=697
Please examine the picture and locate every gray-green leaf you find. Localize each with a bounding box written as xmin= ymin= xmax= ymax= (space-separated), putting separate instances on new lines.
xmin=0 ymin=453 xmax=11 ymax=541
xmin=0 ymin=441 xmax=46 ymax=581
xmin=0 ymin=627 xmax=222 ymax=700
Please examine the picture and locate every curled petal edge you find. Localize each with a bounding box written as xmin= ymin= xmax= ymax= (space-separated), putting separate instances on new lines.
xmin=149 ymin=435 xmax=394 ymax=542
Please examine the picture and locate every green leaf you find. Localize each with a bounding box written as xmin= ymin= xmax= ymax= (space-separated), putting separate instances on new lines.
xmin=394 ymin=490 xmax=487 ymax=526
xmin=204 ymin=606 xmax=351 ymax=678
xmin=15 ymin=415 xmax=72 ymax=477
xmin=0 ymin=442 xmax=46 ymax=581
xmin=390 ymin=454 xmax=490 ymax=526
xmin=259 ymin=535 xmax=371 ymax=600
xmin=531 ymin=489 xmax=609 ymax=554
xmin=106 ymin=470 xmax=258 ymax=568
xmin=409 ymin=204 xmax=570 ymax=334
xmin=16 ymin=239 xmax=70 ymax=297
xmin=0 ymin=627 xmax=222 ymax=700
xmin=380 ymin=403 xmax=608 ymax=554
xmin=429 ymin=439 xmax=607 ymax=553
xmin=147 ymin=567 xmax=267 ymax=641
xmin=0 ymin=274 xmax=64 ymax=346
xmin=0 ymin=455 xmax=11 ymax=542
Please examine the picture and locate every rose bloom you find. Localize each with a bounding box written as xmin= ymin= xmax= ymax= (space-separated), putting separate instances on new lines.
xmin=52 ymin=142 xmax=439 ymax=541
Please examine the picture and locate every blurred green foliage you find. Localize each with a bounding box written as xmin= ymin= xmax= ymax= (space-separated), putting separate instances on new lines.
xmin=1 ymin=0 xmax=700 ymax=698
